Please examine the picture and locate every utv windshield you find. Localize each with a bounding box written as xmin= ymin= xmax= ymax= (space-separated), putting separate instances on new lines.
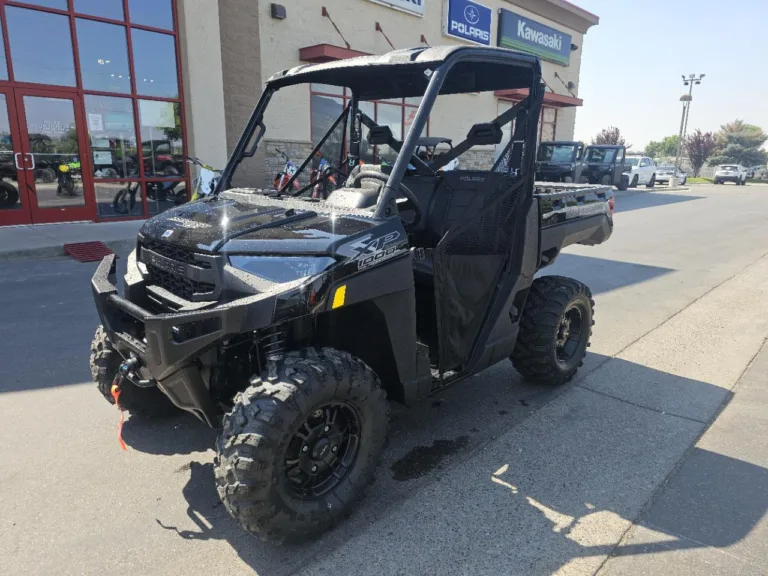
xmin=219 ymin=46 xmax=543 ymax=216
xmin=538 ymin=144 xmax=577 ymax=163
xmin=584 ymin=147 xmax=617 ymax=163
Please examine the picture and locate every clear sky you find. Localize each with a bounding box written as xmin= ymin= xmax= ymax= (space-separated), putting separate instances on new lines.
xmin=573 ymin=0 xmax=767 ymax=150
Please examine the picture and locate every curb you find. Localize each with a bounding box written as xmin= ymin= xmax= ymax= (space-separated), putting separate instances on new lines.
xmin=0 ymin=238 xmax=136 ymax=262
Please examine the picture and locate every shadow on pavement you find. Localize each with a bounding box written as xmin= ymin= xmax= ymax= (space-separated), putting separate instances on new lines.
xmin=147 ymin=354 xmax=765 ymax=576
xmin=606 ymin=446 xmax=768 ymax=559
xmin=540 ymin=253 xmax=675 ymax=295
xmin=121 ymin=412 xmax=216 ymax=455
xmin=614 ymin=191 xmax=704 ymax=213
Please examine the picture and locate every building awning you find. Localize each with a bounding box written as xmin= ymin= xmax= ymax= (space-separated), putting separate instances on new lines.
xmin=495 ymin=89 xmax=583 ymax=108
xmin=299 ymin=43 xmax=370 ymax=64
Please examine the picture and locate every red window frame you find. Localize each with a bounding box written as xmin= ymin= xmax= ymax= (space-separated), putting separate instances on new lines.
xmin=309 ymin=84 xmax=428 ymax=162
xmin=0 ymin=0 xmax=188 ymax=222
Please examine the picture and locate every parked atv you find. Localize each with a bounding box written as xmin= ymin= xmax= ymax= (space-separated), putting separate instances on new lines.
xmin=535 ymin=140 xmax=584 ymax=183
xmin=580 ymin=144 xmax=629 ymax=191
xmin=89 ymin=46 xmax=614 ymax=545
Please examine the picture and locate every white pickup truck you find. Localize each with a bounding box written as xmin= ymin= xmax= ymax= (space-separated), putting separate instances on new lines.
xmin=623 ymin=155 xmax=657 ymax=188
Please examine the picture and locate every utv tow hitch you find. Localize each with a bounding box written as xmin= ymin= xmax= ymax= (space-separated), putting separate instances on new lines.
xmin=119 ymin=356 xmax=155 ymax=388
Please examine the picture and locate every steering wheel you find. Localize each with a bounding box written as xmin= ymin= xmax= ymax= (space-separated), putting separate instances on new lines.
xmin=352 ymin=171 xmax=422 ymax=229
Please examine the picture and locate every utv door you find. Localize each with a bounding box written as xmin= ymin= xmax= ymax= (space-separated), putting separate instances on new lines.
xmin=612 ymin=147 xmax=626 ymax=186
xmin=432 ymin=169 xmax=530 ymax=374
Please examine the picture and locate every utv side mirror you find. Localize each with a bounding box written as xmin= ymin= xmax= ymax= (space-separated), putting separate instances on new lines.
xmin=466 ymin=122 xmax=503 ymax=145
xmin=367 ymin=125 xmax=394 ymax=146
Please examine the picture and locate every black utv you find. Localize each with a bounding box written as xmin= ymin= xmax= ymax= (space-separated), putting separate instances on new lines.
xmin=89 ymin=46 xmax=614 ymax=544
xmin=580 ymin=144 xmax=629 ymax=191
xmin=535 ymin=140 xmax=584 ymax=183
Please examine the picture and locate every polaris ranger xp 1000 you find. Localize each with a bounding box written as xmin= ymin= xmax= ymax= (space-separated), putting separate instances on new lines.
xmin=90 ymin=46 xmax=614 ymax=543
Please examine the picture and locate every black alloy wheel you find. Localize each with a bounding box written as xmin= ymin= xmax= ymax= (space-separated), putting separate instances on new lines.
xmin=284 ymin=402 xmax=362 ymax=499
xmin=556 ymin=305 xmax=585 ymax=365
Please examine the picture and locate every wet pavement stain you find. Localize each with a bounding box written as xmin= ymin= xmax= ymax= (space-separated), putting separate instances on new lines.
xmin=390 ymin=436 xmax=470 ymax=481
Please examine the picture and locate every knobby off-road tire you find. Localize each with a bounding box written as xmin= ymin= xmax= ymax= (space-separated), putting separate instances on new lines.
xmin=89 ymin=325 xmax=178 ymax=418
xmin=617 ymin=175 xmax=629 ymax=191
xmin=511 ymin=276 xmax=594 ymax=385
xmin=214 ymin=348 xmax=389 ymax=544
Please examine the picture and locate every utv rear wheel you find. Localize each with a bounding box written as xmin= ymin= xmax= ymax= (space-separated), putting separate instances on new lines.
xmin=89 ymin=325 xmax=178 ymax=418
xmin=646 ymin=174 xmax=656 ymax=188
xmin=512 ymin=276 xmax=594 ymax=385
xmin=600 ymin=174 xmax=612 ymax=186
xmin=563 ymin=176 xmax=573 ymax=184
xmin=214 ymin=348 xmax=389 ymax=544
xmin=617 ymin=175 xmax=629 ymax=191
xmin=630 ymin=175 xmax=638 ymax=188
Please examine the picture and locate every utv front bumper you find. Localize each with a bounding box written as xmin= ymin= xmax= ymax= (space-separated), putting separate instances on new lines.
xmin=91 ymin=254 xmax=286 ymax=426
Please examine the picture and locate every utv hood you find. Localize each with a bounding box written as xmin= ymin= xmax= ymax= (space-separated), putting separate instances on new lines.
xmin=139 ymin=192 xmax=380 ymax=256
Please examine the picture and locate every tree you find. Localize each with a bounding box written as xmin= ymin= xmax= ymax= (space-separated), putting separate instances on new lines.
xmin=644 ymin=135 xmax=679 ymax=159
xmin=684 ymin=130 xmax=718 ymax=176
xmin=708 ymin=120 xmax=768 ymax=167
xmin=591 ymin=126 xmax=631 ymax=148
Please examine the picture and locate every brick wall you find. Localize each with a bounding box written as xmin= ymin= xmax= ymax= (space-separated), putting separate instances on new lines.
xmin=458 ymin=150 xmax=497 ymax=171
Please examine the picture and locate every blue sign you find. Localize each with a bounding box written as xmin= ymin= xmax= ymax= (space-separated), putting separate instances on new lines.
xmin=497 ymin=9 xmax=571 ymax=66
xmin=445 ymin=0 xmax=492 ymax=46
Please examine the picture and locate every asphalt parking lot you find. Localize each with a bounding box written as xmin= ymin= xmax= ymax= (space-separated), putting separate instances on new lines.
xmin=1 ymin=183 xmax=767 ymax=576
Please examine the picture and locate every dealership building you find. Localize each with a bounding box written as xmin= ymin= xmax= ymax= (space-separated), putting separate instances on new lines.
xmin=0 ymin=0 xmax=597 ymax=227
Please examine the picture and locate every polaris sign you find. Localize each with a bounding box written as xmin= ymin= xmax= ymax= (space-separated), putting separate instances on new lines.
xmin=444 ymin=0 xmax=491 ymax=45
xmin=367 ymin=0 xmax=424 ymax=17
xmin=497 ymin=9 xmax=571 ymax=66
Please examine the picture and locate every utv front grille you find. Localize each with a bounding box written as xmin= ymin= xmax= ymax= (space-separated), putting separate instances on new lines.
xmin=138 ymin=239 xmax=220 ymax=301
xmin=145 ymin=264 xmax=216 ymax=300
xmin=140 ymin=238 xmax=212 ymax=269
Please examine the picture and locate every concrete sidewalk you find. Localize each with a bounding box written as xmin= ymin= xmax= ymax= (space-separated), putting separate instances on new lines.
xmin=600 ymin=339 xmax=768 ymax=576
xmin=0 ymin=220 xmax=143 ymax=261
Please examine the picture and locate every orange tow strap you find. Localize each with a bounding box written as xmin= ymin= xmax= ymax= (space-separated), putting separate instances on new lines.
xmin=110 ymin=377 xmax=128 ymax=451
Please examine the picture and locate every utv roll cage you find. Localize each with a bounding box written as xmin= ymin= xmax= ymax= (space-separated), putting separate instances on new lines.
xmin=218 ymin=46 xmax=544 ymax=217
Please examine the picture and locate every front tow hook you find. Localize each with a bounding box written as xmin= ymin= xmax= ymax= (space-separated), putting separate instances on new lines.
xmin=119 ymin=356 xmax=155 ymax=388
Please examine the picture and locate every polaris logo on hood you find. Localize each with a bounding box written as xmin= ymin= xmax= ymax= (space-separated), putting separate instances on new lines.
xmin=517 ymin=20 xmax=562 ymax=51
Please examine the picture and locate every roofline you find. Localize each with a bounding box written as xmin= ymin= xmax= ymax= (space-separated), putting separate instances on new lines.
xmin=503 ymin=0 xmax=599 ymax=34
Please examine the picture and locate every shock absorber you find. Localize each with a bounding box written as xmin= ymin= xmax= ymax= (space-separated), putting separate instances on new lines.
xmin=261 ymin=327 xmax=288 ymax=380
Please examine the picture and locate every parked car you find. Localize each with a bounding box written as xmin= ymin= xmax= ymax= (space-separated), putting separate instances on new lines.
xmin=579 ymin=144 xmax=629 ymax=190
xmin=535 ymin=140 xmax=584 ymax=183
xmin=623 ymin=155 xmax=657 ymax=188
xmin=714 ymin=164 xmax=747 ymax=185
xmin=656 ymin=166 xmax=687 ymax=185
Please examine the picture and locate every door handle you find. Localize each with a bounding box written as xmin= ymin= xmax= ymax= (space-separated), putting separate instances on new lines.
xmin=14 ymin=152 xmax=22 ymax=170
xmin=26 ymin=153 xmax=35 ymax=170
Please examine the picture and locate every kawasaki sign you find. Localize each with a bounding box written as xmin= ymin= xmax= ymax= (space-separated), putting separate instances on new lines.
xmin=497 ymin=9 xmax=571 ymax=66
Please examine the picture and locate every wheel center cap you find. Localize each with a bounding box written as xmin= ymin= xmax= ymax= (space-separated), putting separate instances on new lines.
xmin=312 ymin=437 xmax=331 ymax=460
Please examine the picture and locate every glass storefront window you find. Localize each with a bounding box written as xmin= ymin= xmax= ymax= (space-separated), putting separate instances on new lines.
xmin=129 ymin=0 xmax=174 ymax=31
xmin=17 ymin=0 xmax=67 ymax=9
xmin=84 ymin=95 xmax=138 ymax=179
xmin=0 ymin=25 xmax=7 ymax=81
xmin=138 ymin=99 xmax=184 ymax=177
xmin=76 ymin=19 xmax=131 ymax=94
xmin=74 ymin=0 xmax=125 ymax=21
xmin=131 ymin=29 xmax=179 ymax=98
xmin=376 ymin=102 xmax=403 ymax=163
xmin=6 ymin=7 xmax=76 ymax=87
xmin=96 ymin=181 xmax=142 ymax=219
xmin=146 ymin=180 xmax=187 ymax=216
xmin=0 ymin=95 xmax=22 ymax=213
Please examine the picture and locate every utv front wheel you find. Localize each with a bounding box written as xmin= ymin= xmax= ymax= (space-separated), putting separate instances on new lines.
xmin=512 ymin=276 xmax=594 ymax=385
xmin=89 ymin=326 xmax=178 ymax=418
xmin=215 ymin=348 xmax=388 ymax=544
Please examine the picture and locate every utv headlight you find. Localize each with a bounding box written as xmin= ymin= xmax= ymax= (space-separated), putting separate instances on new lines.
xmin=228 ymin=256 xmax=337 ymax=284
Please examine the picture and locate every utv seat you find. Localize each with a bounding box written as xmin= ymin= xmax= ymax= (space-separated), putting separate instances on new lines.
xmin=324 ymin=164 xmax=388 ymax=209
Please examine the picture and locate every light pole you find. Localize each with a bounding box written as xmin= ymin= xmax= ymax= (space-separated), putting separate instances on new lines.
xmin=674 ymin=74 xmax=705 ymax=172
